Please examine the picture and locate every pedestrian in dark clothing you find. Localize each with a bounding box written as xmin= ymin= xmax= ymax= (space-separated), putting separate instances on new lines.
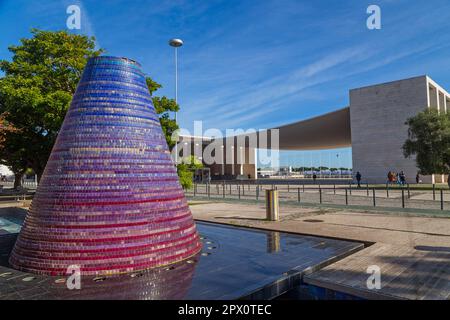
xmin=416 ymin=173 xmax=420 ymax=184
xmin=399 ymin=171 xmax=406 ymax=185
xmin=356 ymin=171 xmax=362 ymax=188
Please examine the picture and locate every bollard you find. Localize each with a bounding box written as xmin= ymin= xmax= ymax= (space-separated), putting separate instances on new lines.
xmin=441 ymin=189 xmax=444 ymax=211
xmin=319 ymin=188 xmax=322 ymax=204
xmin=407 ymin=184 xmax=410 ymax=199
xmin=223 ymin=183 xmax=225 ymax=199
xmin=243 ymin=185 xmax=245 ymax=196
xmin=266 ymin=190 xmax=279 ymax=221
xmin=366 ymin=183 xmax=369 ymax=197
xmin=386 ymin=185 xmax=389 ymax=198
xmin=401 ymin=189 xmax=405 ymax=208
xmin=334 ymin=184 xmax=336 ymax=194
xmin=372 ymin=189 xmax=376 ymax=207
xmin=349 ymin=183 xmax=352 ymax=195
xmin=345 ymin=188 xmax=348 ymax=205
xmin=208 ymin=183 xmax=210 ymax=199
xmin=298 ymin=188 xmax=300 ymax=202
xmin=303 ymin=184 xmax=305 ymax=193
xmin=433 ymin=184 xmax=436 ymax=201
xmin=238 ymin=186 xmax=241 ymax=199
xmin=256 ymin=186 xmax=259 ymax=201
xmin=288 ymin=183 xmax=290 ymax=193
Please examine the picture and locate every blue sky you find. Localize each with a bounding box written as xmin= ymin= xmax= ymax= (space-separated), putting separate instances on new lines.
xmin=1 ymin=0 xmax=450 ymax=168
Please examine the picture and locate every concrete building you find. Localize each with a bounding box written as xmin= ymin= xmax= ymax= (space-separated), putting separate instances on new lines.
xmin=180 ymin=76 xmax=449 ymax=183
xmin=351 ymin=76 xmax=449 ymax=184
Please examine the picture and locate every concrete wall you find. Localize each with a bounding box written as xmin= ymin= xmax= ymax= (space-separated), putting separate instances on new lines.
xmin=350 ymin=76 xmax=429 ymax=184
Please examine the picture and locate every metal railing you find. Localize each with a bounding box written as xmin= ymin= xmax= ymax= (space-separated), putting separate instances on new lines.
xmin=185 ymin=181 xmax=450 ymax=212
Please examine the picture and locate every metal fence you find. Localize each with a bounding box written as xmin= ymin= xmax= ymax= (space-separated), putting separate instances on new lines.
xmin=0 ymin=180 xmax=38 ymax=189
xmin=185 ymin=181 xmax=450 ymax=212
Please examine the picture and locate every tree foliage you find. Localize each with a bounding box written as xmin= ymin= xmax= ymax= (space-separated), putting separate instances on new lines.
xmin=146 ymin=78 xmax=179 ymax=151
xmin=403 ymin=109 xmax=450 ymax=175
xmin=0 ymin=29 xmax=180 ymax=187
xmin=177 ymin=156 xmax=203 ymax=190
xmin=0 ymin=29 xmax=103 ymax=184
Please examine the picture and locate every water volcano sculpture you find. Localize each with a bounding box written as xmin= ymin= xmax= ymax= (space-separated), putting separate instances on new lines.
xmin=9 ymin=56 xmax=202 ymax=276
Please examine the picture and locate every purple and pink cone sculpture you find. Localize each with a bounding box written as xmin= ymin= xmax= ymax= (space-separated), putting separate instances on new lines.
xmin=9 ymin=56 xmax=202 ymax=276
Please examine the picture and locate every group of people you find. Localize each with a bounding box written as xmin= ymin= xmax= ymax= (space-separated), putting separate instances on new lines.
xmin=355 ymin=171 xmax=450 ymax=188
xmin=356 ymin=170 xmax=408 ymax=186
xmin=387 ymin=171 xmax=407 ymax=185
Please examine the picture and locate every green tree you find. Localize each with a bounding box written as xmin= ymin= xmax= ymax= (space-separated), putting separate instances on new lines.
xmin=0 ymin=29 xmax=103 ymax=187
xmin=403 ymin=109 xmax=450 ymax=175
xmin=177 ymin=155 xmax=203 ymax=190
xmin=146 ymin=78 xmax=179 ymax=151
xmin=0 ymin=29 xmax=180 ymax=188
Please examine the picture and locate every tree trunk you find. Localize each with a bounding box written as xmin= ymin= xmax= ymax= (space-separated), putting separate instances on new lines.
xmin=14 ymin=173 xmax=23 ymax=189
xmin=31 ymin=164 xmax=44 ymax=184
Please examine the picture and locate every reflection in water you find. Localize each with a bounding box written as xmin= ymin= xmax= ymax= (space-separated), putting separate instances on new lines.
xmin=55 ymin=253 xmax=200 ymax=300
xmin=267 ymin=231 xmax=281 ymax=253
xmin=1 ymin=222 xmax=363 ymax=300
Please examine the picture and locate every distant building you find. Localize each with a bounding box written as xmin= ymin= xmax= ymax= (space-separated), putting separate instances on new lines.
xmin=278 ymin=166 xmax=292 ymax=176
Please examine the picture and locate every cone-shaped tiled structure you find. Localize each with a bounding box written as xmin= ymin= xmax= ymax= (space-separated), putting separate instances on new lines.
xmin=9 ymin=56 xmax=201 ymax=276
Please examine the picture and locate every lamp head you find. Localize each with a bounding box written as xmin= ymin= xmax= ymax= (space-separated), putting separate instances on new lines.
xmin=169 ymin=38 xmax=183 ymax=47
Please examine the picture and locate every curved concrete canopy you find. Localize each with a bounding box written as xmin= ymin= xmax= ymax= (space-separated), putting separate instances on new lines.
xmin=229 ymin=107 xmax=352 ymax=151
xmin=181 ymin=107 xmax=352 ymax=151
xmin=273 ymin=107 xmax=351 ymax=150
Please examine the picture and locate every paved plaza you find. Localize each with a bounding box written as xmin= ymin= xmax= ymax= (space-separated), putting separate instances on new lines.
xmin=189 ymin=200 xmax=450 ymax=299
xmin=189 ymin=200 xmax=450 ymax=247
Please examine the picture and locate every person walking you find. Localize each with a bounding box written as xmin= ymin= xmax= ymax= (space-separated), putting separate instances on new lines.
xmin=356 ymin=171 xmax=362 ymax=188
xmin=399 ymin=171 xmax=406 ymax=185
xmin=416 ymin=173 xmax=420 ymax=184
xmin=387 ymin=171 xmax=393 ymax=184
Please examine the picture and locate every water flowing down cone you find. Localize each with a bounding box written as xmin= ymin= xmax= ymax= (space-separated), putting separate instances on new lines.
xmin=9 ymin=56 xmax=202 ymax=276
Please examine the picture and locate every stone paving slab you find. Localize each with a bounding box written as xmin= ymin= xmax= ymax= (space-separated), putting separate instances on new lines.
xmin=304 ymin=243 xmax=450 ymax=300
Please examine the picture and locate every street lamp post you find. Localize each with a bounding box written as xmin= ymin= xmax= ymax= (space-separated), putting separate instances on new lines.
xmin=169 ymin=38 xmax=183 ymax=165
